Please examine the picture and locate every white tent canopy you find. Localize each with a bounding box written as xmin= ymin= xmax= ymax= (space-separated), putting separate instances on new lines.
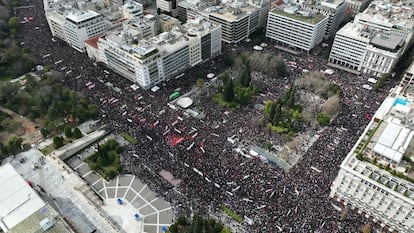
xmin=373 ymin=122 xmax=413 ymax=163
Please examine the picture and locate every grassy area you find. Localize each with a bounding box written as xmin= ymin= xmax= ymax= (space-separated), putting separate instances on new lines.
xmin=213 ymin=94 xmax=240 ymax=109
xmin=221 ymin=205 xmax=243 ymax=223
xmin=121 ymin=132 xmax=137 ymax=144
xmin=272 ymin=8 xmax=326 ymax=25
xmin=40 ymin=143 xmax=55 ymax=155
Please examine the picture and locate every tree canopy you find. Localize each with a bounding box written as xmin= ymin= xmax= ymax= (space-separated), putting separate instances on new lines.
xmin=168 ymin=215 xmax=228 ymax=233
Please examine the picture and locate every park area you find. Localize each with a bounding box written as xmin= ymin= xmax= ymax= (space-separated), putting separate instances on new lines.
xmin=190 ymin=48 xmax=341 ymax=167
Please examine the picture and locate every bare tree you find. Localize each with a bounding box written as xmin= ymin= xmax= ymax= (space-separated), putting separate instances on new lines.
xmin=360 ymin=223 xmax=371 ymax=233
xmin=339 ymin=206 xmax=349 ymax=221
xmin=286 ymin=138 xmax=300 ymax=152
xmin=322 ymin=95 xmax=341 ymax=116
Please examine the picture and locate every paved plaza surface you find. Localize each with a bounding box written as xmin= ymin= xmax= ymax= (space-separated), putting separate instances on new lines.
xmin=5 ymin=147 xmax=173 ymax=233
xmin=5 ymin=149 xmax=115 ymax=233
xmin=67 ymin=157 xmax=173 ymax=233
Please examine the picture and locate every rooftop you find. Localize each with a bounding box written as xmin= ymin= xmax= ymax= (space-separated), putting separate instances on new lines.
xmin=85 ymin=35 xmax=101 ymax=49
xmin=271 ymin=6 xmax=326 ymax=25
xmin=370 ymin=33 xmax=405 ymax=51
xmin=335 ymin=22 xmax=371 ymax=42
xmin=66 ymin=10 xmax=100 ymax=23
xmin=344 ymin=92 xmax=414 ymax=185
xmin=0 ymin=163 xmax=45 ymax=232
xmin=102 ymin=17 xmax=220 ymax=56
xmin=357 ymin=2 xmax=414 ymax=30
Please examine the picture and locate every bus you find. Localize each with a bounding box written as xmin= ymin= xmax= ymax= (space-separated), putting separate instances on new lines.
xmin=169 ymin=91 xmax=180 ymax=101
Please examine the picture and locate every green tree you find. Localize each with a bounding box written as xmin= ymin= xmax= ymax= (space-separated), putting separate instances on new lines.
xmin=168 ymin=223 xmax=178 ymax=233
xmin=272 ymin=104 xmax=281 ymax=126
xmin=64 ymin=125 xmax=72 ymax=138
xmin=264 ymin=100 xmax=273 ymax=120
xmin=40 ymin=128 xmax=49 ymax=138
xmin=316 ymin=113 xmax=331 ymax=126
xmin=191 ymin=215 xmax=202 ymax=233
xmin=53 ymin=136 xmax=64 ymax=148
xmin=275 ymin=61 xmax=286 ymax=76
xmin=0 ymin=142 xmax=8 ymax=158
xmin=223 ymin=78 xmax=235 ymax=102
xmin=213 ymin=222 xmax=224 ymax=232
xmin=6 ymin=137 xmax=23 ymax=155
xmin=240 ymin=61 xmax=251 ymax=87
xmin=8 ymin=17 xmax=18 ymax=31
xmin=196 ymin=78 xmax=205 ymax=88
xmin=221 ymin=227 xmax=232 ymax=233
xmin=73 ymin=127 xmax=82 ymax=138
xmin=177 ymin=216 xmax=187 ymax=226
xmin=286 ymin=86 xmax=295 ymax=108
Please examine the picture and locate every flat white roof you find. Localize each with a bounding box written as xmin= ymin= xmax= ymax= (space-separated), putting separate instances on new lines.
xmin=373 ymin=122 xmax=413 ymax=163
xmin=0 ymin=163 xmax=45 ymax=232
xmin=176 ymin=97 xmax=193 ymax=109
xmin=66 ymin=10 xmax=100 ymax=23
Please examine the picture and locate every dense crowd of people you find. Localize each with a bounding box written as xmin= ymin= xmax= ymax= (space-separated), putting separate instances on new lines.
xmin=13 ymin=0 xmax=400 ymax=232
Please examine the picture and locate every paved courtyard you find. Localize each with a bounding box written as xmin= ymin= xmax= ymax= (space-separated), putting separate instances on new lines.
xmin=67 ymin=156 xmax=173 ymax=233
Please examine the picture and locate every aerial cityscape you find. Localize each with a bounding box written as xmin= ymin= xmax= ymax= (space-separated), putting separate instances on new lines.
xmin=0 ymin=0 xmax=413 ymax=232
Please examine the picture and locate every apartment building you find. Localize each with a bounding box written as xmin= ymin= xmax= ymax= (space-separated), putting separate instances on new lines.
xmin=97 ymin=18 xmax=221 ymax=89
xmin=330 ymin=86 xmax=414 ymax=233
xmin=265 ymin=5 xmax=328 ymax=52
xmin=46 ymin=9 xmax=107 ymax=52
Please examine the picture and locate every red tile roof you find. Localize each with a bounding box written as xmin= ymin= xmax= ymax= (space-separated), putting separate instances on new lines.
xmin=85 ymin=35 xmax=101 ymax=49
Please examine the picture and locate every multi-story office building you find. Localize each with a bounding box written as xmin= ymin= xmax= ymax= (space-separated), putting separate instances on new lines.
xmin=328 ymin=1 xmax=413 ymax=76
xmin=328 ymin=23 xmax=369 ymax=72
xmin=265 ymin=5 xmax=328 ymax=52
xmin=96 ymin=18 xmax=221 ymax=89
xmin=302 ymin=0 xmax=346 ymax=38
xmin=178 ymin=0 xmax=270 ymax=43
xmin=46 ymin=9 xmax=107 ymax=52
xmin=330 ymin=86 xmax=414 ymax=233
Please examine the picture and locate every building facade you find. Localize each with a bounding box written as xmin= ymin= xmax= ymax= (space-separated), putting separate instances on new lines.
xmin=177 ymin=0 xmax=270 ymax=43
xmin=328 ymin=1 xmax=413 ymax=76
xmin=46 ymin=9 xmax=107 ymax=52
xmin=122 ymin=1 xmax=144 ymax=20
xmin=97 ymin=18 xmax=221 ymax=89
xmin=328 ymin=23 xmax=369 ymax=73
xmin=344 ymin=0 xmax=372 ymax=20
xmin=330 ymin=87 xmax=414 ymax=232
xmin=266 ymin=6 xmax=328 ymax=52
xmin=302 ymin=0 xmax=346 ymax=38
